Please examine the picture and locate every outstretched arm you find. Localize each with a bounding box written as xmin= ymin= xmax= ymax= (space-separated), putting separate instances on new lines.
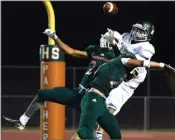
xmin=54 ymin=37 xmax=88 ymax=58
xmin=121 ymin=58 xmax=175 ymax=75
xmin=122 ymin=58 xmax=163 ymax=68
xmin=43 ymin=29 xmax=88 ymax=58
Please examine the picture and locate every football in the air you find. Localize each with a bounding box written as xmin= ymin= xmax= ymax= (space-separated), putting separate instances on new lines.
xmin=103 ymin=2 xmax=118 ymax=15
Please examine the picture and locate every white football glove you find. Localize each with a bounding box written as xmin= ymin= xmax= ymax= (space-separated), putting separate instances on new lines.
xmin=107 ymin=28 xmax=114 ymax=36
xmin=101 ymin=30 xmax=116 ymax=45
xmin=43 ymin=29 xmax=58 ymax=39
xmin=162 ymin=64 xmax=175 ymax=75
xmin=102 ymin=28 xmax=122 ymax=46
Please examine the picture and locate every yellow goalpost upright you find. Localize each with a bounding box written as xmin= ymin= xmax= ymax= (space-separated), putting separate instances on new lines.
xmin=40 ymin=1 xmax=65 ymax=140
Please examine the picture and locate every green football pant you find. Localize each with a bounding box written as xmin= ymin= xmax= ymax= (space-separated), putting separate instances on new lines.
xmin=37 ymin=87 xmax=83 ymax=112
xmin=77 ymin=92 xmax=121 ymax=139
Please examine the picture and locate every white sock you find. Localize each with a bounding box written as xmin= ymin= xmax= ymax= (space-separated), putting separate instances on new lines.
xmin=19 ymin=114 xmax=30 ymax=126
xmin=95 ymin=131 xmax=103 ymax=139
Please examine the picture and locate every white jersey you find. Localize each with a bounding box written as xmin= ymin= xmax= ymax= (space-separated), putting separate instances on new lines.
xmin=119 ymin=32 xmax=155 ymax=89
xmin=106 ymin=32 xmax=155 ymax=115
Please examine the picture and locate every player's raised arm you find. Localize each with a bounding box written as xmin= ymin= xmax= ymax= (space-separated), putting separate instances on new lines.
xmin=121 ymin=58 xmax=175 ymax=75
xmin=43 ymin=29 xmax=88 ymax=58
xmin=102 ymin=29 xmax=123 ymax=51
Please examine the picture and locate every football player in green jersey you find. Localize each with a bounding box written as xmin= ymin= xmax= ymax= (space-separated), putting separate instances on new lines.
xmin=3 ymin=29 xmax=119 ymax=130
xmin=74 ymin=52 xmax=175 ymax=139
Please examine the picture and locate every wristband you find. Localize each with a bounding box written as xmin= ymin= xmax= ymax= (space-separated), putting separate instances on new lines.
xmin=159 ymin=63 xmax=165 ymax=68
xmin=53 ymin=33 xmax=58 ymax=39
xmin=143 ymin=60 xmax=150 ymax=68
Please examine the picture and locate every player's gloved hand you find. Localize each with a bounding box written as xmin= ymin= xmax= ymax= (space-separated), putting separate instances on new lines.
xmin=101 ymin=29 xmax=118 ymax=46
xmin=106 ymin=28 xmax=123 ymax=48
xmin=43 ymin=29 xmax=58 ymax=40
xmin=107 ymin=28 xmax=118 ymax=45
xmin=107 ymin=28 xmax=114 ymax=36
xmin=101 ymin=33 xmax=114 ymax=44
xmin=162 ymin=64 xmax=175 ymax=75
xmin=124 ymin=67 xmax=139 ymax=82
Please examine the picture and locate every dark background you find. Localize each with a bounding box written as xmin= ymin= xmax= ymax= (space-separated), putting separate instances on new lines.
xmin=2 ymin=1 xmax=175 ymax=66
xmin=2 ymin=1 xmax=175 ymax=130
xmin=2 ymin=1 xmax=175 ymax=97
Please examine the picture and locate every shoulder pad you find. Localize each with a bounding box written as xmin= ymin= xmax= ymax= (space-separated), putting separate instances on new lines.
xmin=122 ymin=32 xmax=130 ymax=38
xmin=140 ymin=42 xmax=155 ymax=54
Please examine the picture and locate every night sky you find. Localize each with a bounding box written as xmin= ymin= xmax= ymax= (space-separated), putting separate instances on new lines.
xmin=2 ymin=1 xmax=175 ymax=97
xmin=2 ymin=1 xmax=175 ymax=67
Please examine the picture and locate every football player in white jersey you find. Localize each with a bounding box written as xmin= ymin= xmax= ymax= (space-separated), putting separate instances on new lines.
xmin=95 ymin=21 xmax=156 ymax=139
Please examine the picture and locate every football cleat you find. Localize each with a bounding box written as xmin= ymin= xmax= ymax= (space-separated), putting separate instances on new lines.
xmin=3 ymin=116 xmax=25 ymax=131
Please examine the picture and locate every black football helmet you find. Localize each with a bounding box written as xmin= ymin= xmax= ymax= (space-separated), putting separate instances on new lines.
xmin=131 ymin=21 xmax=155 ymax=42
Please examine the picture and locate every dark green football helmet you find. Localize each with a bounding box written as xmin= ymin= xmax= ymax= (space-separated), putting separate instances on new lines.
xmin=131 ymin=21 xmax=155 ymax=42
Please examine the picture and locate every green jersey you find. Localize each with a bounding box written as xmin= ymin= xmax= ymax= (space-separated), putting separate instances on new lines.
xmin=76 ymin=45 xmax=118 ymax=94
xmin=89 ymin=52 xmax=136 ymax=97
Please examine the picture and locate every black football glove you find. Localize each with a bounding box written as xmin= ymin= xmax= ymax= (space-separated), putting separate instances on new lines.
xmin=162 ymin=64 xmax=175 ymax=75
xmin=124 ymin=68 xmax=139 ymax=82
